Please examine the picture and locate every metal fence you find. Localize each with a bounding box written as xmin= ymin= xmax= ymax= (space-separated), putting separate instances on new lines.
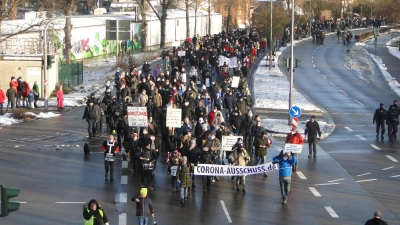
xmin=58 ymin=61 xmax=83 ymax=88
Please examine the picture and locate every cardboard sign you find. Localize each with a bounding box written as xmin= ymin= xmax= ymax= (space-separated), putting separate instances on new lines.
xmin=221 ymin=136 xmax=243 ymax=151
xmin=171 ymin=166 xmax=178 ymax=176
xmin=127 ymin=107 xmax=148 ymax=127
xmin=178 ymin=51 xmax=186 ymax=57
xmin=283 ymin=143 xmax=303 ymax=153
xmin=231 ymin=76 xmax=240 ymax=88
xmin=166 ymin=108 xmax=182 ymax=128
xmin=172 ymin=41 xmax=180 ymax=47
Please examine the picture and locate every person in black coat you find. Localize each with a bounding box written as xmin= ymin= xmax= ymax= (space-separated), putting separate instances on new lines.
xmin=185 ymin=139 xmax=201 ymax=187
xmin=83 ymin=100 xmax=98 ymax=139
xmin=364 ymin=211 xmax=388 ymax=225
xmin=142 ymin=61 xmax=151 ymax=78
xmin=83 ymin=199 xmax=109 ymax=225
xmin=229 ymin=110 xmax=243 ymax=135
xmin=373 ymin=103 xmax=386 ymax=140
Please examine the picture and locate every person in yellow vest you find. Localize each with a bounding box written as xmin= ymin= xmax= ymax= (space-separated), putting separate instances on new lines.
xmin=83 ymin=199 xmax=109 ymax=225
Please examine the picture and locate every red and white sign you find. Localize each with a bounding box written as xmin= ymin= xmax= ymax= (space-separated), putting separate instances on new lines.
xmin=292 ymin=118 xmax=298 ymax=128
xmin=44 ymin=80 xmax=48 ymax=85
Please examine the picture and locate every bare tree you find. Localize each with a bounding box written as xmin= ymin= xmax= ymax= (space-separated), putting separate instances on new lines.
xmin=0 ymin=0 xmax=23 ymax=43
xmin=135 ymin=0 xmax=148 ymax=52
xmin=191 ymin=0 xmax=201 ymax=36
xmin=158 ymin=0 xmax=177 ymax=48
xmin=60 ymin=0 xmax=76 ymax=64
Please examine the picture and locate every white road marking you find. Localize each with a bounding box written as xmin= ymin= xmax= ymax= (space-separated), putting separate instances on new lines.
xmin=16 ymin=201 xmax=27 ymax=203
xmin=343 ymin=113 xmax=351 ymax=115
xmin=119 ymin=213 xmax=127 ymax=225
xmin=313 ymin=64 xmax=316 ymax=67
xmin=391 ymin=175 xmax=400 ymax=178
xmin=122 ymin=161 xmax=128 ymax=168
xmin=331 ymin=113 xmax=339 ymax=114
xmin=322 ymin=75 xmax=327 ymax=79
xmin=119 ymin=193 xmax=127 ymax=203
xmin=121 ymin=175 xmax=128 ymax=185
xmin=382 ymin=166 xmax=394 ymax=170
xmin=220 ymin=200 xmax=233 ymax=223
xmin=55 ymin=202 xmax=86 ymax=204
xmin=357 ymin=172 xmax=371 ymax=176
xmin=370 ymin=144 xmax=381 ymax=151
xmin=325 ymin=206 xmax=339 ymax=218
xmin=344 ymin=126 xmax=353 ymax=131
xmin=296 ymin=171 xmax=307 ymax=179
xmin=356 ymin=179 xmax=377 ymax=183
xmin=356 ymin=135 xmax=367 ymax=141
xmin=386 ymin=155 xmax=398 ymax=162
xmin=316 ymin=69 xmax=320 ymax=73
xmin=340 ymin=90 xmax=348 ymax=95
xmin=328 ymin=178 xmax=344 ymax=182
xmin=329 ymin=82 xmax=336 ymax=86
xmin=308 ymin=187 xmax=321 ymax=197
xmin=315 ymin=183 xmax=340 ymax=186
xmin=354 ymin=99 xmax=364 ymax=105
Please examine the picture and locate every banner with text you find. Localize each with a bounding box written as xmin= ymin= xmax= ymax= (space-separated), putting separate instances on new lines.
xmin=283 ymin=144 xmax=303 ymax=153
xmin=166 ymin=108 xmax=182 ymax=128
xmin=127 ymin=107 xmax=148 ymax=127
xmin=178 ymin=51 xmax=186 ymax=57
xmin=194 ymin=163 xmax=279 ymax=176
xmin=221 ymin=136 xmax=243 ymax=151
xmin=218 ymin=56 xmax=238 ymax=68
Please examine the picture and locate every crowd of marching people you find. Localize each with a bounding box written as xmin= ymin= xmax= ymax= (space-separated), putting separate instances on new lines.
xmin=86 ymin=28 xmax=294 ymax=203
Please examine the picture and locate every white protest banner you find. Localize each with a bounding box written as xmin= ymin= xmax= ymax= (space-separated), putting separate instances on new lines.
xmin=231 ymin=76 xmax=240 ymax=88
xmin=229 ymin=57 xmax=238 ymax=68
xmin=221 ymin=136 xmax=243 ymax=151
xmin=178 ymin=51 xmax=186 ymax=57
xmin=172 ymin=41 xmax=180 ymax=47
xmin=283 ymin=144 xmax=303 ymax=153
xmin=166 ymin=108 xmax=182 ymax=128
xmin=171 ymin=166 xmax=178 ymax=176
xmin=127 ymin=107 xmax=148 ymax=127
xmin=194 ymin=163 xmax=279 ymax=176
xmin=218 ymin=55 xmax=230 ymax=67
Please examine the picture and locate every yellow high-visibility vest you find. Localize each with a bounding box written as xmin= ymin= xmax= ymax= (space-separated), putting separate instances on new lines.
xmin=84 ymin=209 xmax=104 ymax=225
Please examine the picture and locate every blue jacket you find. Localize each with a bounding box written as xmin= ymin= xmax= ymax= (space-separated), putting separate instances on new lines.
xmin=272 ymin=155 xmax=296 ymax=177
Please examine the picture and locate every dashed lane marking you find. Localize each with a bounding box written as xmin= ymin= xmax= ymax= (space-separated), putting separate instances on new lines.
xmin=344 ymin=126 xmax=353 ymax=131
xmin=119 ymin=193 xmax=127 ymax=203
xmin=343 ymin=113 xmax=351 ymax=115
xmin=296 ymin=171 xmax=307 ymax=179
xmin=356 ymin=135 xmax=367 ymax=141
xmin=308 ymin=187 xmax=321 ymax=197
xmin=329 ymin=82 xmax=336 ymax=86
xmin=55 ymin=202 xmax=86 ymax=204
xmin=356 ymin=179 xmax=377 ymax=183
xmin=391 ymin=175 xmax=400 ymax=178
xmin=382 ymin=166 xmax=394 ymax=170
xmin=357 ymin=172 xmax=371 ymax=176
xmin=354 ymin=99 xmax=364 ymax=106
xmin=328 ymin=178 xmax=344 ymax=182
xmin=316 ymin=69 xmax=320 ymax=73
xmin=315 ymin=183 xmax=340 ymax=186
xmin=122 ymin=161 xmax=128 ymax=168
xmin=340 ymin=90 xmax=348 ymax=95
xmin=385 ymin=155 xmax=398 ymax=162
xmin=322 ymin=75 xmax=327 ymax=79
xmin=119 ymin=213 xmax=127 ymax=225
xmin=325 ymin=206 xmax=339 ymax=218
xmin=313 ymin=64 xmax=316 ymax=67
xmin=370 ymin=144 xmax=381 ymax=151
xmin=121 ymin=175 xmax=128 ymax=185
xmin=220 ymin=200 xmax=233 ymax=223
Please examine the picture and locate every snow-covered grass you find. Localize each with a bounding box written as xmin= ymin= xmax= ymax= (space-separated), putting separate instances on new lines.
xmin=0 ymin=112 xmax=61 ymax=125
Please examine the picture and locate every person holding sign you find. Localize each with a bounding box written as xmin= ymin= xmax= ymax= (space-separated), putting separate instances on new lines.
xmin=229 ymin=143 xmax=250 ymax=192
xmin=285 ymin=128 xmax=304 ymax=171
xmin=272 ymin=151 xmax=296 ymax=204
xmin=167 ymin=147 xmax=181 ymax=192
xmin=140 ymin=143 xmax=157 ymax=190
xmin=253 ymin=131 xmax=271 ymax=176
xmin=100 ymin=135 xmax=120 ymax=182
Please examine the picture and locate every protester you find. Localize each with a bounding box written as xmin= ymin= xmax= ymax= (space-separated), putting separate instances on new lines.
xmin=82 ymin=199 xmax=109 ymax=225
xmin=273 ymin=151 xmax=296 ymax=204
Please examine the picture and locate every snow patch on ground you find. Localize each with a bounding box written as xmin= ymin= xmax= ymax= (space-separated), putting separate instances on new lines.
xmin=0 ymin=112 xmax=61 ymax=125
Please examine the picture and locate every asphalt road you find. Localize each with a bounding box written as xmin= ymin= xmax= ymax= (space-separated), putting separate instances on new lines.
xmin=1 ymin=31 xmax=400 ymax=224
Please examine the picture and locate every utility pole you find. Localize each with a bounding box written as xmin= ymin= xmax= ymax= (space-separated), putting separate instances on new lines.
xmin=269 ymin=0 xmax=273 ymax=70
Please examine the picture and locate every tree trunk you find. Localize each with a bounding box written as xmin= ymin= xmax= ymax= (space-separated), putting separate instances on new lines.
xmin=227 ymin=10 xmax=231 ymax=32
xmin=185 ymin=0 xmax=190 ymax=38
xmin=64 ymin=14 xmax=72 ymax=64
xmin=160 ymin=9 xmax=167 ymax=48
xmin=140 ymin=0 xmax=147 ymax=52
xmin=208 ymin=6 xmax=211 ymax=35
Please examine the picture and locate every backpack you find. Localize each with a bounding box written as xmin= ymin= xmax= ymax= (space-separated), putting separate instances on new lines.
xmin=21 ymin=83 xmax=26 ymax=92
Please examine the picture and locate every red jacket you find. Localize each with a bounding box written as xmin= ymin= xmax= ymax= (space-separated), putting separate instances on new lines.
xmin=285 ymin=132 xmax=304 ymax=144
xmin=261 ymin=40 xmax=267 ymax=49
xmin=0 ymin=89 xmax=5 ymax=103
xmin=21 ymin=81 xmax=30 ymax=97
xmin=208 ymin=111 xmax=216 ymax=127
xmin=10 ymin=80 xmax=18 ymax=91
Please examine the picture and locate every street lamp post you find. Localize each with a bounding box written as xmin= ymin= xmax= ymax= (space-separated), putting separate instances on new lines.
xmin=42 ymin=14 xmax=131 ymax=111
xmin=269 ymin=0 xmax=273 ymax=70
xmin=288 ymin=0 xmax=295 ymax=125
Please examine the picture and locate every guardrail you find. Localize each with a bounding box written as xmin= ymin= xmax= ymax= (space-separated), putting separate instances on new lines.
xmin=355 ymin=25 xmax=400 ymax=43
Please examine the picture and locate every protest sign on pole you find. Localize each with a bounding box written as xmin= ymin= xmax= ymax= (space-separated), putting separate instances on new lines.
xmin=231 ymin=76 xmax=240 ymax=88
xmin=127 ymin=107 xmax=148 ymax=127
xmin=194 ymin=163 xmax=279 ymax=176
xmin=166 ymin=108 xmax=182 ymax=128
xmin=221 ymin=136 xmax=243 ymax=151
xmin=178 ymin=51 xmax=186 ymax=57
xmin=283 ymin=144 xmax=303 ymax=153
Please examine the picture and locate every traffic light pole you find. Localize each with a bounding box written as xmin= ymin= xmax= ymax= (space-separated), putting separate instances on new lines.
xmin=288 ymin=0 xmax=295 ymax=126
